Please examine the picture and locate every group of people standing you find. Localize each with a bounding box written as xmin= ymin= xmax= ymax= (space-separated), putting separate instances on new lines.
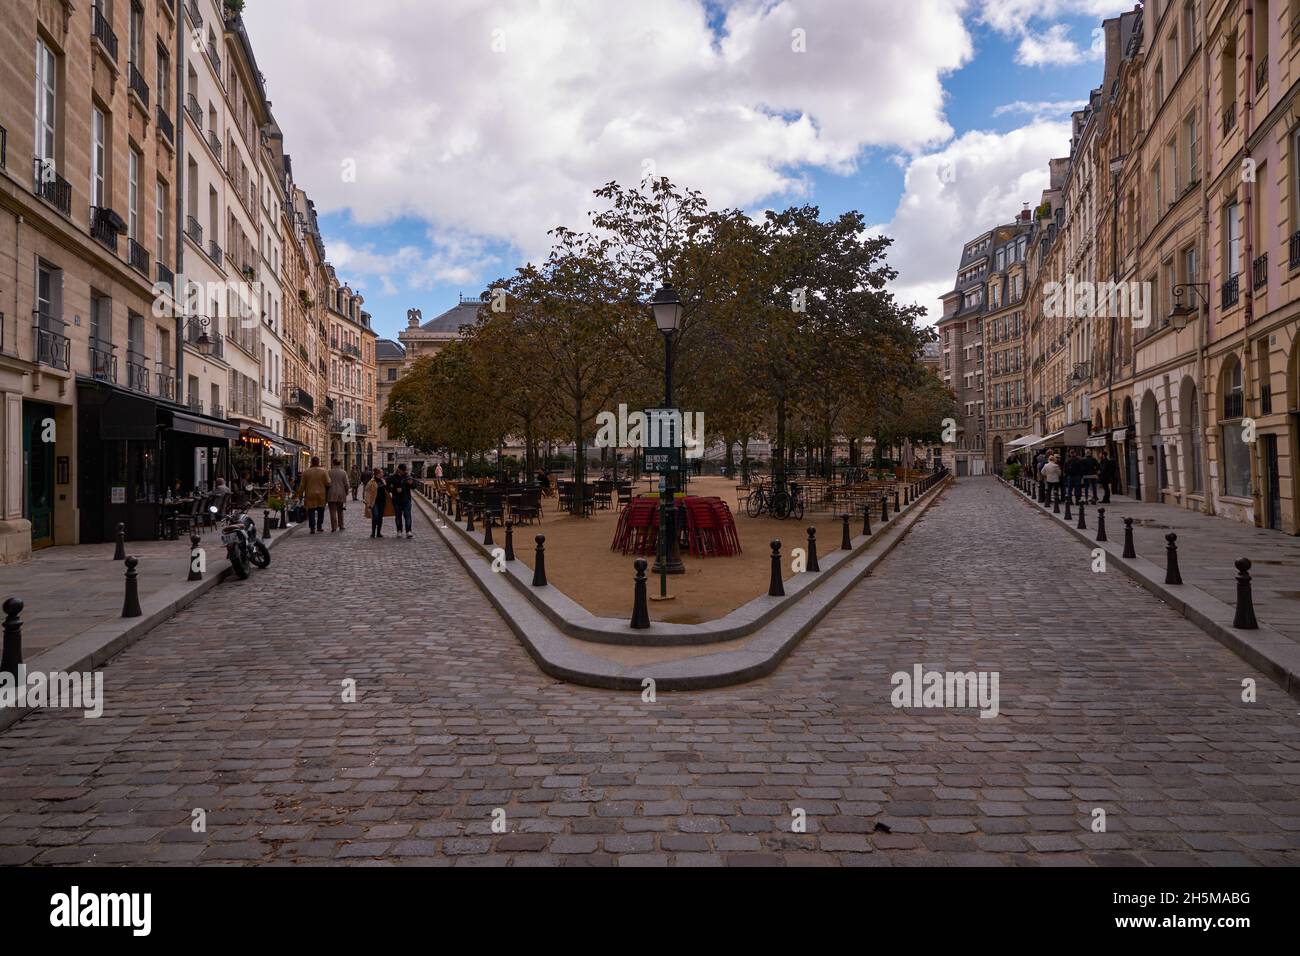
xmin=295 ymin=457 xmax=423 ymax=539
xmin=1033 ymin=448 xmax=1119 ymax=504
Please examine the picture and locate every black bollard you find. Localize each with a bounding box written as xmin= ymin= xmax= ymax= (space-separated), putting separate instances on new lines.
xmin=113 ymin=522 xmax=126 ymax=560
xmin=187 ymin=534 xmax=203 ymax=582
xmin=466 ymin=508 xmax=475 ymax=533
xmin=1 ymin=597 xmax=22 ymax=677
xmin=862 ymin=505 xmax=872 ymax=537
xmin=1052 ymin=490 xmax=1061 ymax=514
xmin=806 ymin=527 xmax=820 ymax=572
xmin=1096 ymin=508 xmax=1107 ymax=542
xmin=768 ymin=540 xmax=785 ymax=596
xmin=1076 ymin=500 xmax=1086 ymax=530
xmin=630 ymin=558 xmax=650 ymax=629
xmin=122 ymin=555 xmax=142 ymax=618
xmin=1233 ymin=558 xmax=1259 ymax=629
xmin=1064 ymin=497 xmax=1072 ymax=521
xmin=1164 ymin=533 xmax=1182 ymax=585
xmin=892 ymin=491 xmax=900 ymax=514
xmin=505 ymin=521 xmax=515 ymax=561
xmin=841 ymin=514 xmax=851 ymax=550
xmin=455 ymin=497 xmax=463 ymax=521
xmin=881 ymin=495 xmax=889 ymax=523
xmin=532 ymin=535 xmax=547 ymax=587
xmin=1122 ymin=518 xmax=1136 ymax=558
xmin=278 ymin=505 xmax=287 ymax=530
xmin=483 ymin=515 xmax=494 ymax=546
xmin=262 ymin=509 xmax=272 ymax=540
xmin=903 ymin=487 xmax=910 ymax=506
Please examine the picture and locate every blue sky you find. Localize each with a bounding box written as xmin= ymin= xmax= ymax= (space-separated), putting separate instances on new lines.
xmin=246 ymin=1 xmax=1124 ymax=340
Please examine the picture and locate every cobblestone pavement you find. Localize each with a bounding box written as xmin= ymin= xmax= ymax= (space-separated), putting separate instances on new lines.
xmin=0 ymin=478 xmax=1297 ymax=866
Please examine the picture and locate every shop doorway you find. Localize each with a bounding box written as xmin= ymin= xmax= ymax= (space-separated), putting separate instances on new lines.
xmin=1263 ymin=434 xmax=1281 ymax=531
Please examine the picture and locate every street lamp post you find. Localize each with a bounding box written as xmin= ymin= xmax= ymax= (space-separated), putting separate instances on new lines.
xmin=650 ymin=282 xmax=685 ymax=592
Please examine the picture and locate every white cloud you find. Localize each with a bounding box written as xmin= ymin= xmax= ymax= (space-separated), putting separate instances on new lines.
xmin=976 ymin=0 xmax=1129 ymax=68
xmin=869 ymin=120 xmax=1072 ymax=323
xmin=993 ymin=98 xmax=1088 ymax=119
xmin=244 ymin=0 xmax=972 ymax=267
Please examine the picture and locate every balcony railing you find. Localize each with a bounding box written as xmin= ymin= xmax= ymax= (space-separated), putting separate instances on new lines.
xmin=186 ymin=215 xmax=203 ymax=246
xmin=89 ymin=206 xmax=120 ymax=251
xmin=207 ymin=129 xmax=222 ymax=163
xmin=128 ymin=238 xmax=149 ymax=275
xmin=1221 ymin=273 xmax=1240 ymax=309
xmin=1252 ymin=253 xmax=1268 ymax=290
xmin=156 ymin=368 xmax=176 ymax=401
xmin=128 ymin=61 xmax=149 ymax=106
xmin=33 ymin=159 xmax=71 ymax=216
xmin=186 ymin=0 xmax=203 ymax=29
xmin=1224 ymin=391 xmax=1244 ymax=420
xmin=1 ymin=125 xmax=6 ymax=169
xmin=187 ymin=395 xmax=203 ymax=414
xmin=1261 ymin=384 xmax=1273 ymax=416
xmin=127 ymin=355 xmax=150 ymax=394
xmin=208 ymin=239 xmax=222 ymax=264
xmin=343 ymin=343 xmax=361 ymax=359
xmin=33 ymin=324 xmax=71 ymax=371
xmin=211 ymin=403 xmax=225 ymax=420
xmin=89 ymin=343 xmax=118 ymax=383
xmin=207 ymin=41 xmax=221 ymax=75
xmin=284 ymin=386 xmax=315 ymax=414
xmin=156 ymin=261 xmax=175 ymax=288
xmin=1290 ymin=229 xmax=1300 ymax=270
xmin=1222 ymin=101 xmax=1237 ymax=137
xmin=185 ymin=92 xmax=202 ymax=126
xmin=91 ymin=4 xmax=118 ymax=62
xmin=156 ymin=105 xmax=174 ymax=142
xmin=1257 ymin=59 xmax=1268 ymax=93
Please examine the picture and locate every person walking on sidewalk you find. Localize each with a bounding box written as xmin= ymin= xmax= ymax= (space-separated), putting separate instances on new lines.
xmin=1041 ymin=455 xmax=1062 ymax=504
xmin=327 ymin=458 xmax=350 ymax=532
xmin=1098 ymin=450 xmax=1118 ymax=503
xmin=297 ymin=457 xmax=331 ymax=534
xmin=1081 ymin=451 xmax=1099 ymax=504
xmin=364 ymin=467 xmax=389 ymax=538
xmin=388 ymin=463 xmax=415 ymax=539
xmin=1064 ymin=450 xmax=1084 ymax=503
xmin=350 ymin=465 xmax=361 ymax=501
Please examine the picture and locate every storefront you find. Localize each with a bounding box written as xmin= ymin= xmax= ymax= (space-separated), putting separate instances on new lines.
xmin=76 ymin=380 xmax=240 ymax=544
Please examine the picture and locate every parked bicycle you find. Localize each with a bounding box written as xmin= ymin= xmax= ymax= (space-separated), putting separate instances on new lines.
xmin=745 ymin=479 xmax=805 ymax=520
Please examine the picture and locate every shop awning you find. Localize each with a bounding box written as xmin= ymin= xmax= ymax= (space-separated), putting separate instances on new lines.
xmin=1006 ymin=434 xmax=1045 ymax=450
xmin=242 ymin=425 xmax=289 ymax=456
xmin=161 ymin=409 xmax=240 ymax=442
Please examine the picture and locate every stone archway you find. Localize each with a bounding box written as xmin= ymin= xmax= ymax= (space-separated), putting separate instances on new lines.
xmin=1140 ymin=389 xmax=1161 ymax=501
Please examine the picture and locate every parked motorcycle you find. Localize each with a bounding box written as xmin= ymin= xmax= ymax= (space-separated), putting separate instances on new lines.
xmin=212 ymin=505 xmax=271 ymax=580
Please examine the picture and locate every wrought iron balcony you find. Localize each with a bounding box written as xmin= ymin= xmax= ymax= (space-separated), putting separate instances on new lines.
xmin=128 ymin=61 xmax=149 ymax=106
xmin=185 ymin=92 xmax=202 ymax=126
xmin=156 ymin=367 xmax=177 ymax=401
xmin=1 ymin=125 xmax=6 ymax=169
xmin=1221 ymin=273 xmax=1240 ymax=309
xmin=1261 ymin=384 xmax=1272 ymax=415
xmin=33 ymin=324 xmax=71 ymax=371
xmin=128 ymin=238 xmax=149 ymax=276
xmin=33 ymin=159 xmax=71 ymax=216
xmin=211 ymin=403 xmax=225 ymax=420
xmin=284 ymin=386 xmax=315 ymax=414
xmin=156 ymin=105 xmax=174 ymax=142
xmin=89 ymin=205 xmax=121 ymax=251
xmin=1224 ymin=391 xmax=1244 ymax=420
xmin=127 ymin=354 xmax=150 ymax=393
xmin=207 ymin=129 xmax=222 ymax=163
xmin=207 ymin=41 xmax=221 ymax=75
xmin=1222 ymin=101 xmax=1237 ymax=137
xmin=92 ymin=4 xmax=118 ymax=61
xmin=89 ymin=343 xmax=118 ymax=383
xmin=1290 ymin=229 xmax=1300 ymax=270
xmin=1252 ymin=253 xmax=1268 ymax=290
xmin=186 ymin=0 xmax=203 ymax=29
xmin=187 ymin=395 xmax=203 ymax=414
xmin=186 ymin=215 xmax=203 ymax=245
xmin=1257 ymin=59 xmax=1268 ymax=93
xmin=156 ymin=261 xmax=175 ymax=288
xmin=208 ymin=239 xmax=222 ymax=264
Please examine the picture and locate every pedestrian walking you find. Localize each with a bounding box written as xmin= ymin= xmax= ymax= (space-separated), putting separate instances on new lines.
xmin=1098 ymin=450 xmax=1118 ymax=503
xmin=350 ymin=465 xmax=361 ymax=501
xmin=434 ymin=462 xmax=444 ymax=480
xmin=364 ymin=467 xmax=389 ymax=538
xmin=327 ymin=458 xmax=350 ymax=532
xmin=1041 ymin=454 xmax=1062 ymax=503
xmin=1082 ymin=451 xmax=1099 ymax=504
xmin=388 ymin=463 xmax=416 ymax=539
xmin=1064 ymin=449 xmax=1084 ymax=503
xmin=297 ymin=456 xmax=331 ymax=534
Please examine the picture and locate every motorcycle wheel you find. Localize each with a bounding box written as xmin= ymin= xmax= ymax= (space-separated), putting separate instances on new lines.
xmin=249 ymin=539 xmax=271 ymax=569
xmin=228 ymin=543 xmax=250 ymax=580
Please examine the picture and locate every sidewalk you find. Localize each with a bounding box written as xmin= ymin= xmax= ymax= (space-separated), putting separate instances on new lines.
xmin=1066 ymin=490 xmax=1300 ymax=646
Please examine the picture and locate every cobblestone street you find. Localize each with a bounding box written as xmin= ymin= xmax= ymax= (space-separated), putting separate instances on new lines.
xmin=1 ymin=480 xmax=1297 ymax=866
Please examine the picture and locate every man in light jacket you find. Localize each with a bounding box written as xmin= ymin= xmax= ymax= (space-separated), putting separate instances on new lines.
xmin=297 ymin=456 xmax=331 ymax=535
xmin=327 ymin=458 xmax=351 ymax=532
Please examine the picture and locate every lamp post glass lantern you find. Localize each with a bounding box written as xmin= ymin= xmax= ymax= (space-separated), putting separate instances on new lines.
xmin=649 ymin=282 xmax=685 ymax=588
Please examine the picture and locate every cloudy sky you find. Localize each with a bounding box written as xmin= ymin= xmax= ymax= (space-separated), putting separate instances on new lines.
xmin=243 ymin=0 xmax=1134 ymax=339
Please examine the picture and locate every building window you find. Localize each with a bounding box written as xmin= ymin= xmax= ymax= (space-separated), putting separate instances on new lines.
xmin=156 ymin=181 xmax=167 ymax=264
xmin=1225 ymin=200 xmax=1241 ymax=277
xmin=91 ymin=106 xmax=107 ymax=207
xmin=35 ymin=38 xmax=58 ymax=166
xmin=128 ymin=147 xmax=141 ymax=239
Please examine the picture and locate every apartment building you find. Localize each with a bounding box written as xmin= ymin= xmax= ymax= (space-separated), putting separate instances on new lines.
xmin=375 ymin=336 xmax=407 ymax=469
xmin=0 ymin=0 xmax=372 ymax=560
xmin=982 ymin=215 xmax=1033 ymax=468
xmin=938 ymin=232 xmax=991 ymax=476
xmin=323 ymin=271 xmax=377 ymax=473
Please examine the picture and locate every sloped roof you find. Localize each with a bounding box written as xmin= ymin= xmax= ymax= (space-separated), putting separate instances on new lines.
xmin=420 ymin=300 xmax=482 ymax=333
xmin=376 ymin=338 xmax=405 ymax=360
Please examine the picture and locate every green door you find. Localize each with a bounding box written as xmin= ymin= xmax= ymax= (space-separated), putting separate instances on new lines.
xmin=23 ymin=402 xmax=56 ymax=549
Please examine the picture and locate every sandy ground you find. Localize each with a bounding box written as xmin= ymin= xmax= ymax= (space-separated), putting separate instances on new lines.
xmin=498 ymin=475 xmax=885 ymax=624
